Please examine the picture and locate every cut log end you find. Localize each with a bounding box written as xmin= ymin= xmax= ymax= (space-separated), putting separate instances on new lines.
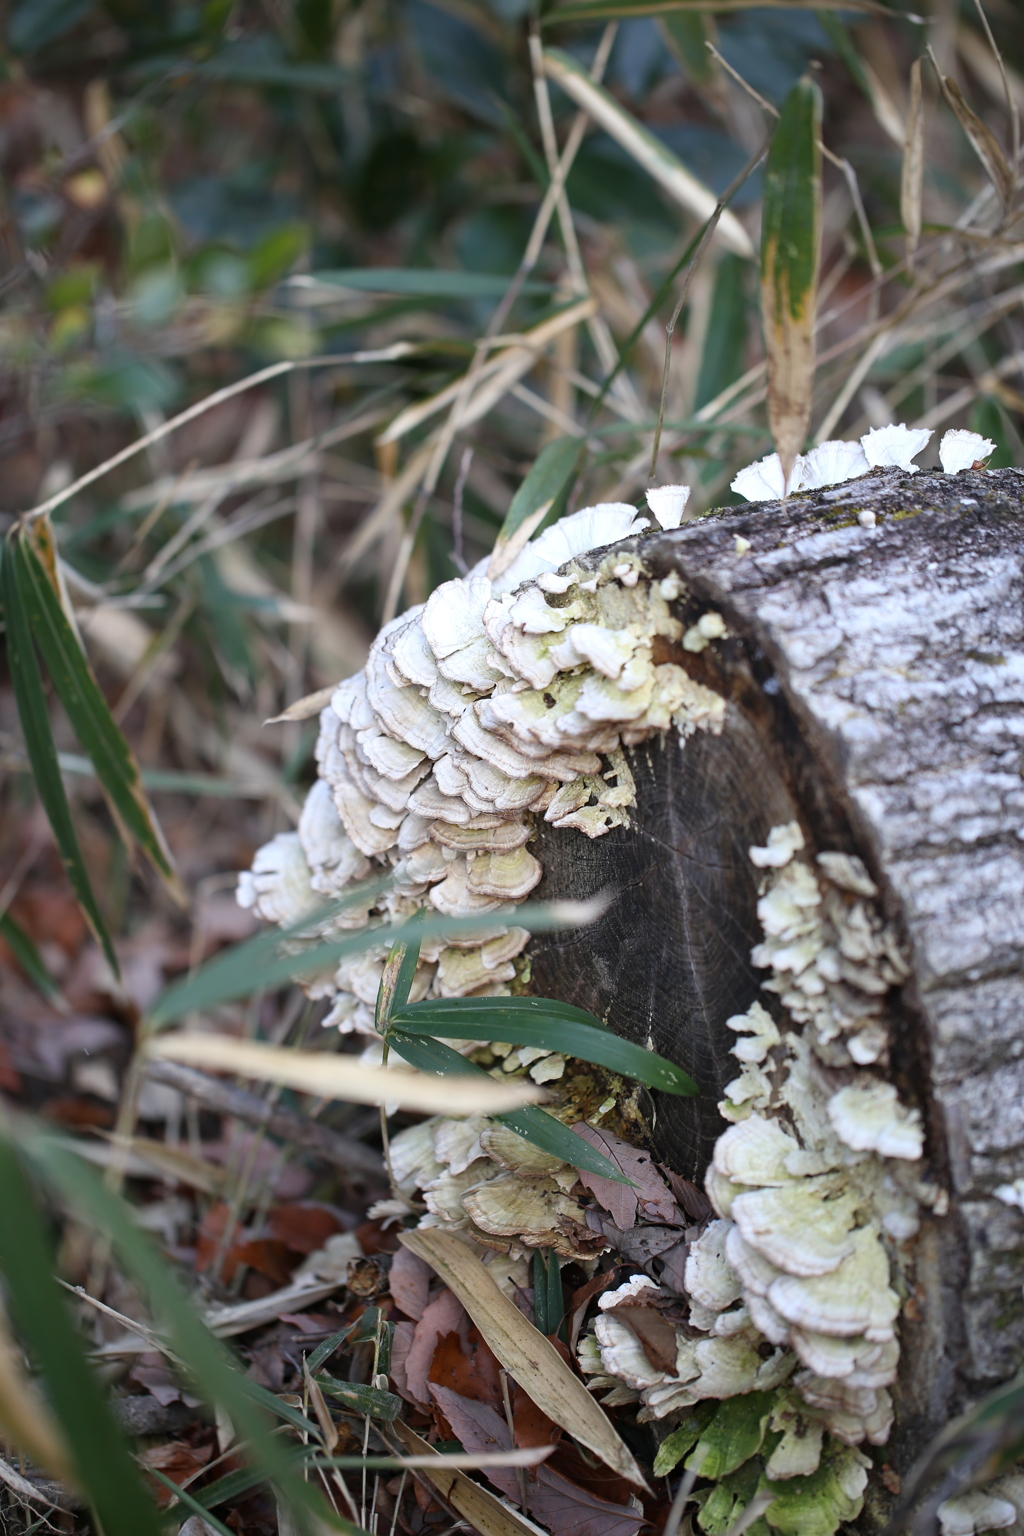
xmin=528 ymin=466 xmax=1024 ymax=1465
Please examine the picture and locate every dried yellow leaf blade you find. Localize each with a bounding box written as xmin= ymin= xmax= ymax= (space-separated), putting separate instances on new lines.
xmin=0 ymin=1303 xmax=75 ymax=1486
xmin=936 ymin=68 xmax=1014 ymax=208
xmin=760 ymin=75 xmax=823 ymax=491
xmin=541 ymin=48 xmax=753 ymax=258
xmin=393 ymin=1422 xmax=544 ymax=1536
xmin=398 ymin=1228 xmax=650 ymax=1492
xmin=902 ymin=58 xmax=925 ymax=267
xmin=146 ymin=1035 xmax=544 ymax=1117
xmin=265 ymin=685 xmax=337 ymax=725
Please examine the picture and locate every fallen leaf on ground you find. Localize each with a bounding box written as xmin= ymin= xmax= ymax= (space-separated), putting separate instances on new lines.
xmin=400 ymin=1228 xmax=649 ymax=1491
xmin=429 ymin=1323 xmax=503 ymax=1408
xmin=266 ymin=1203 xmax=343 ymax=1254
xmin=404 ymin=1287 xmax=466 ymax=1407
xmin=574 ymin=1126 xmax=682 ymax=1226
xmin=389 ymin=1243 xmax=432 ymax=1320
xmin=430 ymin=1384 xmax=645 ymax=1536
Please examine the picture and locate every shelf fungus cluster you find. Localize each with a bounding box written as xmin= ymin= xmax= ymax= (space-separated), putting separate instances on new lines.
xmin=239 ymin=500 xmax=725 ymax=1050
xmin=239 ymin=485 xmax=969 ymax=1526
xmin=570 ymin=825 xmax=944 ymax=1472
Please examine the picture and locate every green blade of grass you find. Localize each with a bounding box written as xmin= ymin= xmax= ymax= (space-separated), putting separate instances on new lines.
xmin=390 ymin=997 xmax=698 ymax=1096
xmin=146 ymin=894 xmax=605 ymax=1029
xmin=314 ymin=1374 xmax=403 ymax=1420
xmin=19 ymin=1127 xmax=363 ymax=1535
xmin=0 ymin=1132 xmax=164 ymax=1536
xmin=385 ymin=1031 xmax=632 ymax=1183
xmin=0 ymin=911 xmax=60 ymax=1003
xmin=305 ymin=269 xmax=551 ymax=298
xmin=486 ymin=436 xmax=582 ymax=581
xmin=760 ymin=74 xmax=822 ymax=488
xmin=15 ymin=523 xmax=183 ymax=902
xmin=0 ymin=536 xmax=118 ymax=973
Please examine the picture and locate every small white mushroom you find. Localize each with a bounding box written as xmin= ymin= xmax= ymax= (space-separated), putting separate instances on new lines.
xmin=594 ymin=1312 xmax=670 ymax=1390
xmin=936 ymin=1492 xmax=1018 ymax=1536
xmin=816 ymin=852 xmax=877 ymax=897
xmin=730 ymin=1177 xmax=859 ymax=1277
xmin=467 ymin=846 xmax=543 ymax=900
xmin=684 ymin=1220 xmax=744 ymax=1311
xmin=939 ymin=429 xmax=996 ymax=474
xmin=237 ymin=833 xmax=319 ymax=927
xmin=645 ymin=484 xmax=692 ymax=529
xmin=433 ymin=1115 xmax=490 ymax=1174
xmin=860 ymin=423 xmax=932 ymax=473
xmin=764 ymin=1405 xmax=824 ymax=1480
xmin=827 ymin=1083 xmax=924 ymax=1160
xmin=713 ymin=1115 xmax=800 ymax=1187
xmin=493 ymin=503 xmax=648 ymax=592
xmin=421 ymin=575 xmax=492 ymax=658
xmin=463 ymin=1173 xmax=595 ymax=1257
xmin=800 ymin=440 xmax=870 ymax=490
xmin=731 ymin=452 xmax=805 ymax=502
xmin=750 ymin=821 xmax=805 ymax=868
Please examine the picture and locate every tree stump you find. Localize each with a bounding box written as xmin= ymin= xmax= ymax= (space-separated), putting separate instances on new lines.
xmin=527 ymin=465 xmax=1024 ymax=1464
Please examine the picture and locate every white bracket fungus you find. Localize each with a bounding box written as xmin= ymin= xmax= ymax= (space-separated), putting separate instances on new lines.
xmin=239 ymin=481 xmax=947 ymax=1500
xmin=239 ymin=500 xmax=728 ymax=1066
xmin=730 ymin=421 xmax=991 ymax=503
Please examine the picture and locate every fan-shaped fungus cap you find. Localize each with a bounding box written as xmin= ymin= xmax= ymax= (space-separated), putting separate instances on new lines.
xmin=237 ymin=833 xmax=319 ymax=927
xmin=645 ymin=484 xmax=691 ymax=529
xmin=731 ymin=1177 xmax=859 ymax=1277
xmin=731 ymin=452 xmax=805 ymax=502
xmin=860 ymin=423 xmax=932 ymax=472
xmin=799 ymin=440 xmax=870 ymax=490
xmin=827 ymin=1082 xmax=924 ymax=1160
xmin=936 ymin=1492 xmax=1018 ymax=1535
xmin=683 ymin=1220 xmax=744 ymax=1312
xmin=463 ymin=1174 xmax=597 ymax=1258
xmin=712 ymin=1115 xmax=800 ymax=1188
xmin=494 ymin=503 xmax=649 ymax=592
xmin=298 ymin=779 xmax=372 ymax=895
xmin=939 ymin=429 xmax=996 ymax=474
xmin=750 ymin=822 xmax=805 ymax=868
xmin=766 ymin=1224 xmax=899 ymax=1341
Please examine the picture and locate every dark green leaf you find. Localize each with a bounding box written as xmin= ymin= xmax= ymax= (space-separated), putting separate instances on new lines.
xmin=494 ymin=1105 xmax=634 ymax=1183
xmin=148 ymin=1469 xmax=237 ymax=1536
xmin=385 ymin=1031 xmax=632 ymax=1183
xmin=0 ymin=534 xmax=118 ymax=973
xmin=308 ymin=269 xmax=550 ymax=298
xmin=20 ymin=1131 xmax=357 ymax=1535
xmin=15 ymin=526 xmax=181 ymax=898
xmin=533 ymin=1249 xmax=564 ymax=1337
xmin=9 ymin=0 xmax=97 ymax=53
xmin=390 ymin=997 xmax=698 ymax=1096
xmin=315 ymin=1374 xmax=402 ymax=1420
xmin=305 ymin=1324 xmax=356 ymax=1375
xmin=146 ymin=896 xmax=600 ymax=1029
xmin=376 ymin=911 xmax=426 ymax=1031
xmin=489 ymin=437 xmax=583 ymax=576
xmin=0 ymin=911 xmax=60 ymax=1003
xmin=0 ymin=1134 xmax=164 ymax=1536
xmin=760 ymin=75 xmax=822 ymax=483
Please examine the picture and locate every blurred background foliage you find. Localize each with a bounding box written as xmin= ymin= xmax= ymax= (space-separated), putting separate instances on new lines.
xmin=0 ymin=0 xmax=1022 ymax=919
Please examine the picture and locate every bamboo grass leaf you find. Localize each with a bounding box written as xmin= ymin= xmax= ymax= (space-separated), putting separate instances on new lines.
xmin=390 ymin=997 xmax=698 ymax=1096
xmin=147 ymin=1033 xmax=543 ymax=1116
xmin=146 ymin=895 xmax=605 ymax=1028
xmin=0 ymin=1133 xmax=164 ymax=1536
xmin=760 ymin=74 xmax=823 ymax=491
xmin=932 ymin=65 xmax=1013 ymax=208
xmin=541 ymin=48 xmax=753 ymax=258
xmin=901 ymin=58 xmax=925 ymax=268
xmin=487 ymin=436 xmax=582 ymax=580
xmin=385 ymin=1032 xmax=633 ymax=1183
xmin=19 ymin=1129 xmax=362 ymax=1535
xmin=0 ymin=535 xmax=118 ymax=973
xmin=15 ymin=522 xmax=184 ymax=904
xmin=543 ymin=1 xmax=902 ymax=29
xmin=0 ymin=911 xmax=60 ymax=1003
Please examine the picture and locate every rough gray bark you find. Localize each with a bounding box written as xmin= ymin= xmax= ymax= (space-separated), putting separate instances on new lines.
xmin=527 ymin=464 xmax=1024 ymax=1465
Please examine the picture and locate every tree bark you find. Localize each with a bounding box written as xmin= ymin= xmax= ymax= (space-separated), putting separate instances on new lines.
xmin=527 ymin=465 xmax=1024 ymax=1466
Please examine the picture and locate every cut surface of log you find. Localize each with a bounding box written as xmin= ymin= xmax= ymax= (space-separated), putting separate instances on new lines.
xmin=528 ymin=465 xmax=1024 ymax=1458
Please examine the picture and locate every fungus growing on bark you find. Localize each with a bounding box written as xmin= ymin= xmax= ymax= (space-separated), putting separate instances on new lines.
xmin=860 ymin=423 xmax=932 ymax=472
xmin=644 ymin=484 xmax=691 ymax=529
xmin=939 ymin=428 xmax=996 ymax=473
